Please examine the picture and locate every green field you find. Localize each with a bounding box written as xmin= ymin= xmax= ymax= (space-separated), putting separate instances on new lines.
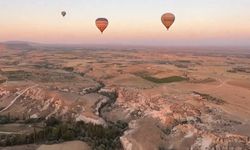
xmin=139 ymin=75 xmax=187 ymax=84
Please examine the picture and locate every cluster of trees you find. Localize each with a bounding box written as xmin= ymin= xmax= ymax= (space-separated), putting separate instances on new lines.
xmin=0 ymin=117 xmax=128 ymax=150
xmin=0 ymin=78 xmax=6 ymax=84
xmin=227 ymin=67 xmax=250 ymax=73
xmin=62 ymin=67 xmax=74 ymax=72
xmin=43 ymin=117 xmax=128 ymax=149
xmin=0 ymin=113 xmax=43 ymax=124
xmin=193 ymin=92 xmax=225 ymax=105
xmin=0 ymin=132 xmax=37 ymax=146
xmin=2 ymin=70 xmax=32 ymax=81
xmin=0 ymin=114 xmax=19 ymax=124
xmin=140 ymin=75 xmax=187 ymax=84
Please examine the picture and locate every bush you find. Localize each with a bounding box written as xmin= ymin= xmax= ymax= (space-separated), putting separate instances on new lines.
xmin=24 ymin=118 xmax=43 ymax=124
xmin=63 ymin=67 xmax=74 ymax=72
xmin=0 ymin=116 xmax=9 ymax=124
xmin=45 ymin=117 xmax=61 ymax=126
xmin=62 ymin=130 xmax=75 ymax=140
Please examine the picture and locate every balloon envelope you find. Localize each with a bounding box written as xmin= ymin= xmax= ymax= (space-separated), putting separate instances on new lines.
xmin=96 ymin=18 xmax=109 ymax=33
xmin=161 ymin=13 xmax=175 ymax=30
xmin=61 ymin=11 xmax=66 ymax=17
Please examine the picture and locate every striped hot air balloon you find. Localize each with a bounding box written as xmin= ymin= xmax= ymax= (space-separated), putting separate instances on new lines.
xmin=95 ymin=18 xmax=109 ymax=34
xmin=161 ymin=13 xmax=175 ymax=30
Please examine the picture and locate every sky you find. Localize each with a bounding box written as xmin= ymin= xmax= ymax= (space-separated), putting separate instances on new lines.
xmin=0 ymin=0 xmax=250 ymax=47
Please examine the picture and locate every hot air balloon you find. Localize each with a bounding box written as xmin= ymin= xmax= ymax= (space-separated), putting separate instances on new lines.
xmin=161 ymin=13 xmax=175 ymax=30
xmin=61 ymin=11 xmax=66 ymax=17
xmin=95 ymin=18 xmax=109 ymax=34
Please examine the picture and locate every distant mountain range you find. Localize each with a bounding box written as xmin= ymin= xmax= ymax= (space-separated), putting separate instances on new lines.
xmin=0 ymin=41 xmax=249 ymax=54
xmin=0 ymin=41 xmax=84 ymax=51
xmin=0 ymin=41 xmax=35 ymax=51
xmin=0 ymin=41 xmax=148 ymax=51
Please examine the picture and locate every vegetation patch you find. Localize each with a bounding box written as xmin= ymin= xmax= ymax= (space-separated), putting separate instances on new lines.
xmin=0 ymin=78 xmax=6 ymax=84
xmin=2 ymin=70 xmax=32 ymax=81
xmin=0 ymin=115 xmax=18 ymax=124
xmin=227 ymin=66 xmax=250 ymax=73
xmin=135 ymin=72 xmax=187 ymax=84
xmin=193 ymin=92 xmax=225 ymax=105
xmin=33 ymin=61 xmax=58 ymax=69
xmin=63 ymin=67 xmax=74 ymax=72
xmin=0 ymin=116 xmax=128 ymax=150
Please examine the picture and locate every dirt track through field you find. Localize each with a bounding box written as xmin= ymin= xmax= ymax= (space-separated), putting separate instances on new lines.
xmin=0 ymin=84 xmax=38 ymax=113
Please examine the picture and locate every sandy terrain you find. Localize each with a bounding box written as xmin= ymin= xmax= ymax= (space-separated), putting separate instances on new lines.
xmin=0 ymin=141 xmax=90 ymax=150
xmin=0 ymin=144 xmax=39 ymax=150
xmin=0 ymin=43 xmax=249 ymax=149
xmin=37 ymin=141 xmax=90 ymax=150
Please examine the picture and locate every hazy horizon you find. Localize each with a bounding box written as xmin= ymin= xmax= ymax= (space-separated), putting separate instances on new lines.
xmin=1 ymin=0 xmax=250 ymax=47
xmin=2 ymin=40 xmax=250 ymax=54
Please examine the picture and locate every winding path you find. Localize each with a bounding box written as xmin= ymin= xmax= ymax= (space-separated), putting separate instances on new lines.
xmin=0 ymin=84 xmax=38 ymax=113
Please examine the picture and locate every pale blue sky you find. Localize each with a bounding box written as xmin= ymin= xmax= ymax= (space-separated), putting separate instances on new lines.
xmin=0 ymin=0 xmax=250 ymax=47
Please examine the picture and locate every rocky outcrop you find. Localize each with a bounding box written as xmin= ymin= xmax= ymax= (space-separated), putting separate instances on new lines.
xmin=120 ymin=120 xmax=138 ymax=150
xmin=114 ymin=87 xmax=250 ymax=150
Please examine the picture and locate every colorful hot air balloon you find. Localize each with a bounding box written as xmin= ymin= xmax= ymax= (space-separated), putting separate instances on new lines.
xmin=161 ymin=13 xmax=175 ymax=30
xmin=61 ymin=11 xmax=66 ymax=17
xmin=95 ymin=18 xmax=109 ymax=34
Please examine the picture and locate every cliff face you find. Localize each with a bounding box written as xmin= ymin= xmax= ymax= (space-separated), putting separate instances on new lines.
xmin=0 ymin=84 xmax=109 ymax=124
xmin=110 ymin=87 xmax=250 ymax=150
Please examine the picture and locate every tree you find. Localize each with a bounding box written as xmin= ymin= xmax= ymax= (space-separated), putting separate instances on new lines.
xmin=45 ymin=117 xmax=61 ymax=126
xmin=62 ymin=130 xmax=74 ymax=140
